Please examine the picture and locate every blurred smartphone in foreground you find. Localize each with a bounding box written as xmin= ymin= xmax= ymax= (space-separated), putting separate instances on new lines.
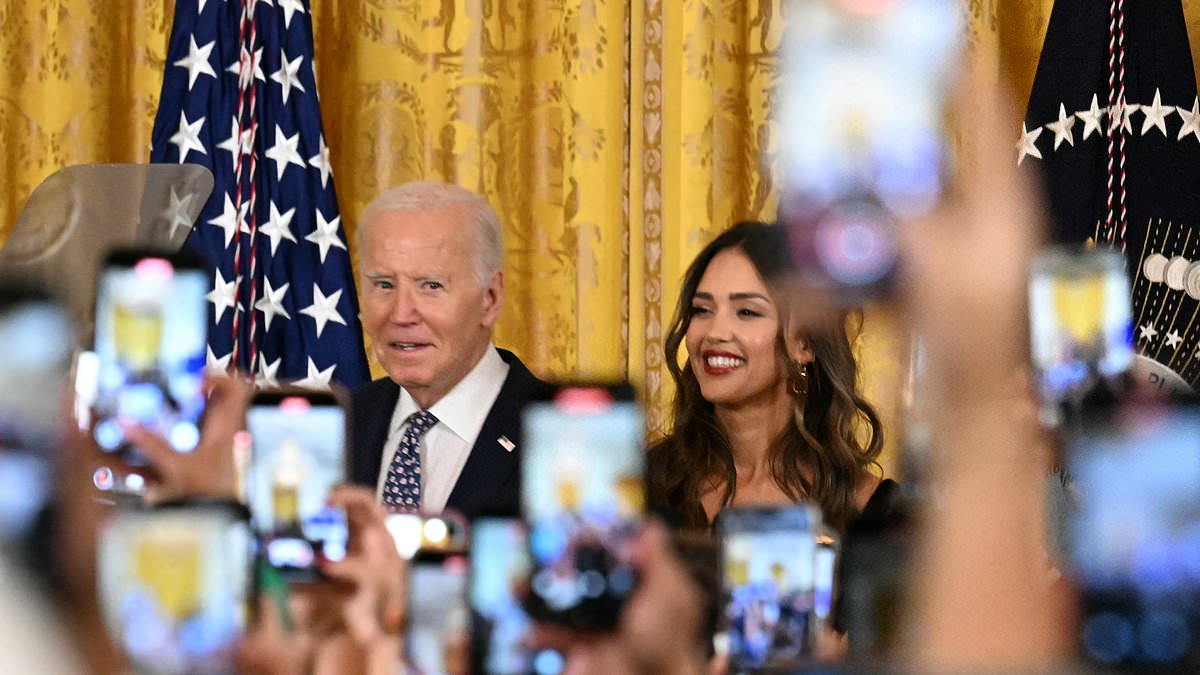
xmin=246 ymin=389 xmax=349 ymax=582
xmin=0 ymin=283 xmax=73 ymax=539
xmin=389 ymin=512 xmax=470 ymax=675
xmin=1029 ymin=247 xmax=1134 ymax=411
xmin=470 ymin=517 xmax=565 ymax=675
xmin=89 ymin=248 xmax=208 ymax=472
xmin=777 ymin=0 xmax=961 ymax=301
xmin=1065 ymin=399 xmax=1200 ymax=671
xmin=98 ymin=502 xmax=252 ymax=675
xmin=521 ymin=384 xmax=645 ymax=631
xmin=718 ymin=505 xmax=821 ymax=671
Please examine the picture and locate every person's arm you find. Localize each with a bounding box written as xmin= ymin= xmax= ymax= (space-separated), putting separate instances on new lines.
xmin=901 ymin=74 xmax=1074 ymax=672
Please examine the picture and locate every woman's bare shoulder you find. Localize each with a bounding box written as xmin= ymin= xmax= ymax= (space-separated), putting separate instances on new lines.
xmin=854 ymin=472 xmax=884 ymax=512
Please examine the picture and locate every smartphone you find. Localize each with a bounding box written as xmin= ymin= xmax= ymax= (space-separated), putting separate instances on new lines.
xmin=521 ymin=384 xmax=645 ymax=631
xmin=777 ymin=0 xmax=961 ymax=300
xmin=1029 ymin=247 xmax=1134 ymax=409
xmin=0 ymin=284 xmax=73 ymax=540
xmin=245 ymin=389 xmax=349 ymax=581
xmin=718 ymin=505 xmax=822 ymax=671
xmin=90 ymin=248 xmax=208 ymax=465
xmin=1064 ymin=399 xmax=1200 ymax=670
xmin=97 ymin=501 xmax=253 ymax=675
xmin=470 ymin=517 xmax=565 ymax=675
xmin=390 ymin=512 xmax=470 ymax=675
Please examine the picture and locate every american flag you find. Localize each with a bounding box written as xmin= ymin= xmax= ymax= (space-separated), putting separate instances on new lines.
xmin=149 ymin=0 xmax=368 ymax=390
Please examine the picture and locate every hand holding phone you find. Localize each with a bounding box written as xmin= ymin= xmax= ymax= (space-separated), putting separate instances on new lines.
xmin=105 ymin=375 xmax=252 ymax=504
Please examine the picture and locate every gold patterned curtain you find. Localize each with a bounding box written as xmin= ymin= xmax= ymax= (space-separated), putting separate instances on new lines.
xmin=18 ymin=0 xmax=1186 ymax=472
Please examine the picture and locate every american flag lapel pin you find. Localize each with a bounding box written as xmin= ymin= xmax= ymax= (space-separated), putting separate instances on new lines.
xmin=498 ymin=435 xmax=516 ymax=453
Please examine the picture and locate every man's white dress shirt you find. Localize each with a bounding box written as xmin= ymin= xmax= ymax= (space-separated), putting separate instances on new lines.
xmin=375 ymin=346 xmax=509 ymax=512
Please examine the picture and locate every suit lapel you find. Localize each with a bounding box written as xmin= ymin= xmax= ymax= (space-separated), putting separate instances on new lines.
xmin=444 ymin=350 xmax=542 ymax=517
xmin=350 ymin=378 xmax=401 ymax=488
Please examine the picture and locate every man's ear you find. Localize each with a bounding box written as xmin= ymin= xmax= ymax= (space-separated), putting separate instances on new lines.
xmin=480 ymin=269 xmax=504 ymax=328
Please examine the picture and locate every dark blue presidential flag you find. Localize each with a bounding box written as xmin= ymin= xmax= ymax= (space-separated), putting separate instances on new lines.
xmin=149 ymin=0 xmax=368 ymax=389
xmin=1022 ymin=0 xmax=1200 ymax=394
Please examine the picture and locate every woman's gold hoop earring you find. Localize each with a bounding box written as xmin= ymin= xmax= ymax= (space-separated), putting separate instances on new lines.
xmin=789 ymin=360 xmax=809 ymax=397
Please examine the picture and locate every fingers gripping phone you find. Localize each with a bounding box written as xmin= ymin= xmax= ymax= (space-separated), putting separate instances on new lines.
xmin=90 ymin=248 xmax=209 ymax=468
xmin=521 ymin=384 xmax=645 ymax=631
xmin=245 ymin=389 xmax=349 ymax=581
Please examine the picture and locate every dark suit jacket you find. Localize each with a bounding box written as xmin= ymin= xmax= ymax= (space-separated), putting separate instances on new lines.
xmin=349 ymin=348 xmax=549 ymax=519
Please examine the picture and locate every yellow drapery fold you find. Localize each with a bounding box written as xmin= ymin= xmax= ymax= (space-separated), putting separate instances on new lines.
xmin=17 ymin=1 xmax=1200 ymax=471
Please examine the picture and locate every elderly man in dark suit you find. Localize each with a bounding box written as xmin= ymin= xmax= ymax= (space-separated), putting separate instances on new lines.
xmin=350 ymin=181 xmax=546 ymax=519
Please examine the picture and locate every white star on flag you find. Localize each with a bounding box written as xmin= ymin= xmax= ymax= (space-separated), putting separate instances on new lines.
xmin=276 ymin=0 xmax=307 ymax=29
xmin=227 ymin=45 xmax=266 ymax=88
xmin=216 ymin=116 xmax=252 ymax=171
xmin=1178 ymin=98 xmax=1200 ymax=142
xmin=1077 ymin=94 xmax=1105 ymax=141
xmin=1112 ymin=98 xmax=1139 ymax=134
xmin=169 ymin=112 xmax=207 ymax=163
xmin=1140 ymin=89 xmax=1174 ymax=136
xmin=257 ymin=354 xmax=282 ymax=388
xmin=1139 ymin=323 xmax=1159 ymax=341
xmin=260 ymin=201 xmax=299 ymax=254
xmin=208 ymin=194 xmax=248 ymax=248
xmin=306 ymin=211 xmax=346 ymax=262
xmin=300 ymin=284 xmax=347 ymax=337
xmin=293 ymin=357 xmax=336 ymax=390
xmin=270 ymin=51 xmax=307 ymax=105
xmin=206 ymin=268 xmax=239 ymax=323
xmin=265 ymin=124 xmax=306 ymax=180
xmin=174 ymin=36 xmax=217 ymax=90
xmin=164 ymin=185 xmax=195 ymax=237
xmin=1165 ymin=330 xmax=1184 ymax=349
xmin=207 ymin=345 xmax=233 ymax=373
xmin=1046 ymin=103 xmax=1076 ymax=150
xmin=255 ymin=278 xmax=292 ymax=331
xmin=308 ymin=135 xmax=333 ymax=188
xmin=1017 ymin=123 xmax=1043 ymax=166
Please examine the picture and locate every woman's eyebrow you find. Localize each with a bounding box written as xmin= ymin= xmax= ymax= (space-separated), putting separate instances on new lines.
xmin=728 ymin=292 xmax=771 ymax=303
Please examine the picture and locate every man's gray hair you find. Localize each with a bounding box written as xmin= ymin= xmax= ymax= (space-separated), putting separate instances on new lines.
xmin=358 ymin=181 xmax=504 ymax=286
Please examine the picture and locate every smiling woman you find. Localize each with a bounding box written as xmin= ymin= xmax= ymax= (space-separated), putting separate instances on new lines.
xmin=646 ymin=221 xmax=888 ymax=533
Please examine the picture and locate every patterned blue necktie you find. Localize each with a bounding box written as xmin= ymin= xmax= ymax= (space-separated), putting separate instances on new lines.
xmin=382 ymin=410 xmax=438 ymax=510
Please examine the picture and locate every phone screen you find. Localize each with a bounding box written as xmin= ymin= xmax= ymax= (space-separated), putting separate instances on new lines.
xmin=521 ymin=385 xmax=644 ymax=630
xmin=719 ymin=506 xmax=820 ymax=670
xmin=246 ymin=392 xmax=347 ymax=578
xmin=470 ymin=518 xmax=564 ymax=675
xmin=778 ymin=0 xmax=961 ymax=300
xmin=408 ymin=553 xmax=470 ymax=675
xmin=0 ymin=289 xmax=72 ymax=540
xmin=1066 ymin=401 xmax=1200 ymax=668
xmin=92 ymin=250 xmax=208 ymax=462
xmin=97 ymin=504 xmax=252 ymax=674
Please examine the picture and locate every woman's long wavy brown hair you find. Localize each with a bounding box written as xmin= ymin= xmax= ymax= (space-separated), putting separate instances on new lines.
xmin=647 ymin=221 xmax=884 ymax=531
